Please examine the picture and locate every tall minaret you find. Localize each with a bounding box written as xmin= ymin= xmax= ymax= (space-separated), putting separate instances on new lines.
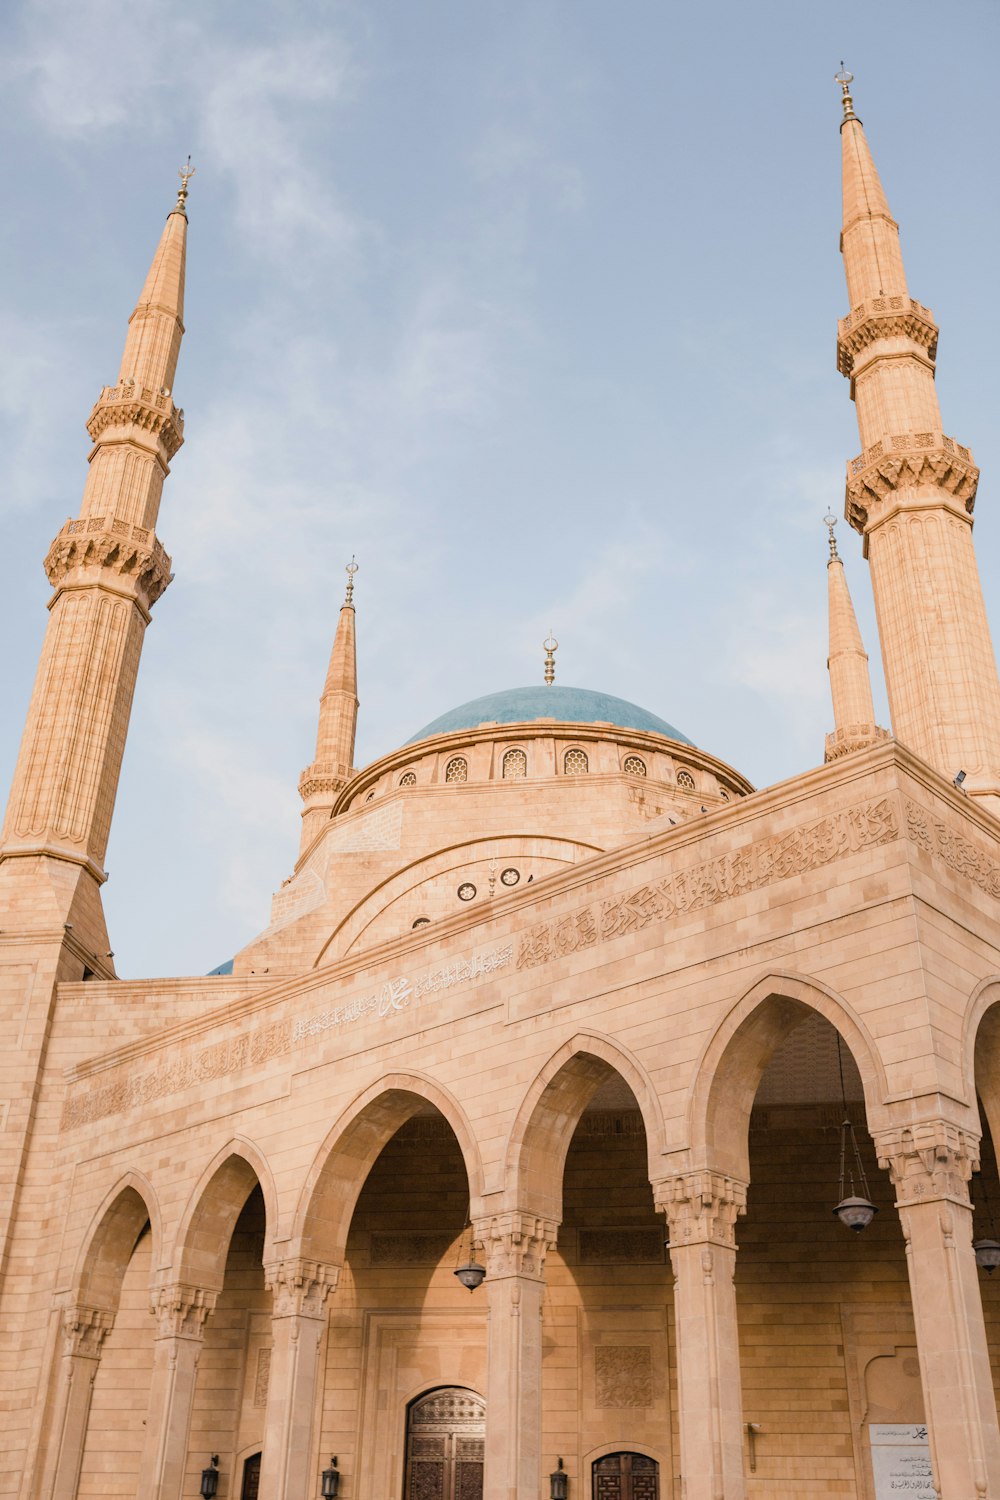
xmin=835 ymin=71 xmax=1000 ymax=811
xmin=823 ymin=513 xmax=887 ymax=763
xmin=0 ymin=167 xmax=192 ymax=948
xmin=298 ymin=560 xmax=360 ymax=853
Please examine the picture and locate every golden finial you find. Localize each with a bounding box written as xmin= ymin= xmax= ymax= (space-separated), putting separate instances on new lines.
xmin=175 ymin=156 xmax=196 ymax=214
xmin=824 ymin=511 xmax=840 ymax=562
xmin=543 ymin=631 xmax=558 ymax=686
xmin=344 ymin=555 xmax=358 ymax=606
xmin=835 ymin=64 xmax=858 ymax=124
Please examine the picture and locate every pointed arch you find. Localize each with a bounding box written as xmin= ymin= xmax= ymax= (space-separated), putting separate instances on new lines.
xmin=688 ymin=970 xmax=889 ymax=1182
xmin=171 ymin=1137 xmax=277 ymax=1292
xmin=73 ymin=1170 xmax=161 ymax=1310
xmin=962 ymin=976 xmax=1000 ymax=1142
xmin=503 ymin=1032 xmax=667 ymax=1221
xmin=292 ymin=1071 xmax=485 ymax=1264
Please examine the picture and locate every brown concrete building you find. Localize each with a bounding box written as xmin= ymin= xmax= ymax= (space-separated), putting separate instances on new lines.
xmin=2 ymin=74 xmax=1000 ymax=1500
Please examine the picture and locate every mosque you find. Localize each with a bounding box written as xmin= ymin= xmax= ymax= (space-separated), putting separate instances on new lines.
xmin=3 ymin=72 xmax=1000 ymax=1500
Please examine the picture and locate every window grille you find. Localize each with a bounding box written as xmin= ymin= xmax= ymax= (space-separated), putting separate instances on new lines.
xmin=677 ymin=769 xmax=696 ymax=790
xmin=445 ymin=757 xmax=468 ymax=784
xmin=502 ymin=748 xmax=527 ymax=779
xmin=564 ymin=748 xmax=589 ymax=775
xmin=623 ymin=756 xmax=647 ymax=778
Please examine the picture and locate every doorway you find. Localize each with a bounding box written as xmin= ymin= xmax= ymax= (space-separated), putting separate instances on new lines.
xmin=404 ymin=1386 xmax=485 ymax=1500
xmin=240 ymin=1452 xmax=261 ymax=1500
xmin=592 ymin=1452 xmax=659 ymax=1500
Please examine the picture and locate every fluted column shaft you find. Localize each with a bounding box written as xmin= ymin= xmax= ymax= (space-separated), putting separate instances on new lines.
xmin=36 ymin=1306 xmax=114 ymax=1499
xmin=476 ymin=1212 xmax=558 ymax=1500
xmin=137 ymin=1284 xmax=216 ymax=1500
xmin=259 ymin=1259 xmax=339 ymax=1500
xmin=656 ymin=1173 xmax=748 ymax=1500
xmin=876 ymin=1123 xmax=1000 ymax=1499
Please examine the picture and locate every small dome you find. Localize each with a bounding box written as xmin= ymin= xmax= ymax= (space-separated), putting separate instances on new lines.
xmin=406 ymin=685 xmax=693 ymax=746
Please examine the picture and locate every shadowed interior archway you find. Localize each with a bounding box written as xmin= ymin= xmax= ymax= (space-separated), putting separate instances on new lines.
xmin=293 ymin=1072 xmax=485 ymax=1264
xmin=503 ymin=1034 xmax=666 ymax=1221
xmin=73 ymin=1173 xmax=160 ymax=1312
xmin=689 ymin=972 xmax=888 ymax=1182
xmin=173 ymin=1140 xmax=276 ymax=1293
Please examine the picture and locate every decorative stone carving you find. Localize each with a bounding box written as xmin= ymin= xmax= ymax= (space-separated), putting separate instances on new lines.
xmin=45 ymin=517 xmax=173 ymax=608
xmin=264 ymin=1258 xmax=339 ymax=1319
xmin=594 ymin=1344 xmax=653 ymax=1408
xmin=836 ymin=299 xmax=939 ymax=379
xmin=824 ymin=722 xmax=890 ymax=762
xmin=904 ymin=797 xmax=1000 ymax=900
xmin=845 ymin=437 xmax=979 ymax=534
xmin=253 ymin=1345 xmax=271 ymax=1406
xmin=62 ymin=1305 xmax=115 ymax=1359
xmin=298 ymin=761 xmax=349 ymax=801
xmin=655 ymin=1171 xmax=748 ymax=1248
xmin=86 ymin=381 xmax=184 ymax=460
xmin=150 ymin=1283 xmax=217 ymax=1339
xmin=516 ymin=795 xmax=899 ymax=971
xmin=475 ymin=1212 xmax=559 ymax=1280
xmin=874 ymin=1122 xmax=979 ymax=1205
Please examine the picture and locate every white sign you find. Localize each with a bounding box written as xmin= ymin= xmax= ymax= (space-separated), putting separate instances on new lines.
xmin=869 ymin=1425 xmax=934 ymax=1498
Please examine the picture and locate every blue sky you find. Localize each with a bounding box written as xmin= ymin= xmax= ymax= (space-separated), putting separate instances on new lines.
xmin=1 ymin=0 xmax=998 ymax=977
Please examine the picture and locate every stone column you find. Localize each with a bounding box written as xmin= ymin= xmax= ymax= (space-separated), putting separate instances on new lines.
xmin=477 ymin=1212 xmax=558 ymax=1500
xmin=876 ymin=1122 xmax=1000 ymax=1499
xmin=656 ymin=1172 xmax=748 ymax=1500
xmin=138 ymin=1283 xmax=217 ymax=1500
xmin=259 ymin=1258 xmax=339 ymax=1500
xmin=37 ymin=1305 xmax=114 ymax=1498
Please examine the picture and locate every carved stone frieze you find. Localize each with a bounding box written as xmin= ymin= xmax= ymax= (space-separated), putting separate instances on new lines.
xmin=264 ymin=1257 xmax=340 ymax=1319
xmin=45 ymin=518 xmax=173 ymax=608
xmin=87 ymin=381 xmax=184 ymax=460
xmin=654 ymin=1171 xmax=748 ymax=1248
xmin=62 ymin=1305 xmax=115 ymax=1359
xmin=837 ymin=302 xmax=938 ymax=379
xmin=904 ymin=796 xmax=1000 ymax=900
xmin=845 ymin=436 xmax=978 ymax=534
xmin=874 ymin=1122 xmax=979 ymax=1206
xmin=150 ymin=1283 xmax=217 ymax=1339
xmin=474 ymin=1212 xmax=559 ymax=1280
xmin=594 ymin=1344 xmax=653 ymax=1408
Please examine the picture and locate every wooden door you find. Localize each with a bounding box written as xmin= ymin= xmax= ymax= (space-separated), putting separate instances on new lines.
xmin=240 ymin=1453 xmax=261 ymax=1500
xmin=592 ymin=1452 xmax=659 ymax=1500
xmin=404 ymin=1387 xmax=486 ymax=1500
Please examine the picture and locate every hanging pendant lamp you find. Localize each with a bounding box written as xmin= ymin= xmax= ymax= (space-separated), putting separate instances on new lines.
xmin=453 ymin=1210 xmax=485 ymax=1291
xmin=832 ymin=1036 xmax=878 ymax=1232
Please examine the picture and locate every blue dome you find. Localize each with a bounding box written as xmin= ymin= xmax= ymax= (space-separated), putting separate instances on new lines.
xmin=406 ymin=686 xmax=693 ymax=746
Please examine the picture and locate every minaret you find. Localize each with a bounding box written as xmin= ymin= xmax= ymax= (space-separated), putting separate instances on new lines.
xmin=823 ymin=513 xmax=887 ymax=762
xmin=0 ymin=166 xmax=192 ymax=949
xmin=298 ymin=560 xmax=360 ymax=852
xmin=835 ymin=71 xmax=1000 ymax=810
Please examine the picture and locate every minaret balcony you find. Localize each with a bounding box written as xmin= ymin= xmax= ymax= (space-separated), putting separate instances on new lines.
xmin=837 ymin=297 xmax=938 ymax=381
xmin=44 ymin=515 xmax=174 ymax=609
xmin=844 ymin=431 xmax=979 ymax=539
xmin=86 ymin=381 xmax=184 ymax=462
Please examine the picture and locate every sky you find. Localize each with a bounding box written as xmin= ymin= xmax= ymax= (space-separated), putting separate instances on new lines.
xmin=1 ymin=0 xmax=998 ymax=978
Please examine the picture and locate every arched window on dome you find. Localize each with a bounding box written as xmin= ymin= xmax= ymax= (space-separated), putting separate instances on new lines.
xmin=445 ymin=756 xmax=468 ymax=784
xmin=564 ymin=748 xmax=588 ymax=775
xmin=623 ymin=755 xmax=646 ymax=778
xmin=399 ymin=771 xmax=417 ymax=787
xmin=677 ymin=769 xmax=695 ymax=790
xmin=502 ymin=748 xmax=527 ymax=780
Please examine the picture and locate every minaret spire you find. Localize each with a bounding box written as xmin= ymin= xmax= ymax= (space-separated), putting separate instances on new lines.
xmin=835 ymin=75 xmax=1000 ymax=810
xmin=298 ymin=560 xmax=360 ymax=853
xmin=822 ymin=514 xmax=887 ymax=763
xmin=0 ymin=172 xmax=191 ymax=931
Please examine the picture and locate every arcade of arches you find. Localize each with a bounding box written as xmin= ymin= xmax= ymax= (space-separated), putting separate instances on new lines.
xmin=42 ymin=994 xmax=1000 ymax=1500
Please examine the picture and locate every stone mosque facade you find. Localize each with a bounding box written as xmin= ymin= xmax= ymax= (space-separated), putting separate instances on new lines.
xmin=5 ymin=76 xmax=1000 ymax=1500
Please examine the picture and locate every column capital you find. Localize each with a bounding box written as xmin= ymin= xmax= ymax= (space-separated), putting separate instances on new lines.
xmin=874 ymin=1120 xmax=979 ymax=1206
xmin=474 ymin=1211 xmax=559 ymax=1280
xmin=150 ymin=1282 xmax=217 ymax=1340
xmin=62 ymin=1304 xmax=115 ymax=1359
xmin=264 ymin=1257 xmax=340 ymax=1318
xmin=654 ymin=1171 xmax=748 ymax=1248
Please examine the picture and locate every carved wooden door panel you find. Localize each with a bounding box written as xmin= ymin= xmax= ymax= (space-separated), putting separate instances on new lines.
xmin=404 ymin=1387 xmax=485 ymax=1500
xmin=593 ymin=1452 xmax=659 ymax=1500
xmin=240 ymin=1453 xmax=261 ymax=1500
